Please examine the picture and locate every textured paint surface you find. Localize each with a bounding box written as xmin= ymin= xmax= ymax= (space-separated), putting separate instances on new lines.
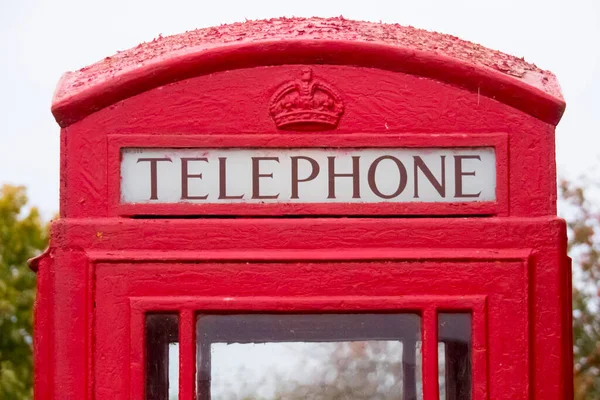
xmin=51 ymin=17 xmax=564 ymax=127
xmin=35 ymin=17 xmax=571 ymax=400
xmin=56 ymin=17 xmax=560 ymax=97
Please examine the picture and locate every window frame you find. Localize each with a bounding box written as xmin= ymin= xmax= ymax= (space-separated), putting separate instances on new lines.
xmin=130 ymin=296 xmax=487 ymax=400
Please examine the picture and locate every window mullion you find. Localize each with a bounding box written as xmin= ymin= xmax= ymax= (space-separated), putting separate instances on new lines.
xmin=423 ymin=308 xmax=440 ymax=400
xmin=179 ymin=310 xmax=195 ymax=400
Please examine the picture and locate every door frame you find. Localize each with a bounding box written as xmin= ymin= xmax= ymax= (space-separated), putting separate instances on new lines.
xmin=90 ymin=247 xmax=533 ymax=400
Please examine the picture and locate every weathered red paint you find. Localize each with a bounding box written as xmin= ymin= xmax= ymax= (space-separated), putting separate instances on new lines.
xmin=34 ymin=17 xmax=570 ymax=400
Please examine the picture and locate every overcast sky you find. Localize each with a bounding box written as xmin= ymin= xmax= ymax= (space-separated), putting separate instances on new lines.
xmin=0 ymin=0 xmax=598 ymax=218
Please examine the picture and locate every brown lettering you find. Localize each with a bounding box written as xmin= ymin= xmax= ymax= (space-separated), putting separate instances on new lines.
xmin=218 ymin=157 xmax=244 ymax=199
xmin=413 ymin=156 xmax=446 ymax=198
xmin=454 ymin=155 xmax=481 ymax=198
xmin=368 ymin=156 xmax=407 ymax=199
xmin=291 ymin=156 xmax=320 ymax=199
xmin=181 ymin=157 xmax=208 ymax=200
xmin=327 ymin=156 xmax=360 ymax=199
xmin=251 ymin=157 xmax=280 ymax=199
xmin=136 ymin=157 xmax=172 ymax=200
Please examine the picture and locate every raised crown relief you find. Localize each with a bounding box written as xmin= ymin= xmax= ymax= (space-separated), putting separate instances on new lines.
xmin=269 ymin=68 xmax=344 ymax=131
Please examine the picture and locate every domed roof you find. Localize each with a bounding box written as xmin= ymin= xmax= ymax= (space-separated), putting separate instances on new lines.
xmin=52 ymin=17 xmax=564 ymax=127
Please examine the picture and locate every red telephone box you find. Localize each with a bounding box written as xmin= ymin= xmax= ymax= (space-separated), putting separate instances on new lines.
xmin=34 ymin=17 xmax=571 ymax=400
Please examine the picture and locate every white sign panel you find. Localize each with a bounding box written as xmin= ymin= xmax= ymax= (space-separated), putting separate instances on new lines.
xmin=121 ymin=148 xmax=496 ymax=204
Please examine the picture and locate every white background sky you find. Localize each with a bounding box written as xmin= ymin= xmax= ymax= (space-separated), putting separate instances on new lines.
xmin=0 ymin=0 xmax=599 ymax=218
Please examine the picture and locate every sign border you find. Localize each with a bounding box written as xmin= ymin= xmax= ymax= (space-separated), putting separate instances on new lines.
xmin=107 ymin=133 xmax=508 ymax=217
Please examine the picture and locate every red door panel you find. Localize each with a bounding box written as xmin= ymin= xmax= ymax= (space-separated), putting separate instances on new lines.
xmin=94 ymin=249 xmax=530 ymax=400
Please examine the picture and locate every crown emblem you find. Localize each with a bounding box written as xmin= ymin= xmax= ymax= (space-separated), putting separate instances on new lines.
xmin=269 ymin=68 xmax=344 ymax=131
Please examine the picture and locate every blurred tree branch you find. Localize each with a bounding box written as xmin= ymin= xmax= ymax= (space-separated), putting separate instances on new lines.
xmin=561 ymin=179 xmax=600 ymax=399
xmin=0 ymin=185 xmax=48 ymax=400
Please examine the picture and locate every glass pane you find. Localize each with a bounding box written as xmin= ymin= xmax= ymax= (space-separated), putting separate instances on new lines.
xmin=414 ymin=342 xmax=446 ymax=400
xmin=169 ymin=343 xmax=179 ymax=400
xmin=196 ymin=313 xmax=421 ymax=400
xmin=438 ymin=343 xmax=447 ymax=400
xmin=145 ymin=314 xmax=179 ymax=400
xmin=438 ymin=313 xmax=472 ymax=400
xmin=416 ymin=342 xmax=423 ymax=400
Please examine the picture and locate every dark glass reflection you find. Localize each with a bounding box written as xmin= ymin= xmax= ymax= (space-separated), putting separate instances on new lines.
xmin=438 ymin=313 xmax=472 ymax=400
xmin=196 ymin=313 xmax=421 ymax=400
xmin=145 ymin=313 xmax=179 ymax=400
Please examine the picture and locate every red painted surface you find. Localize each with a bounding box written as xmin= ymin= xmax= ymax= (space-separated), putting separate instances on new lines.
xmin=34 ymin=17 xmax=570 ymax=400
xmin=52 ymin=17 xmax=564 ymax=127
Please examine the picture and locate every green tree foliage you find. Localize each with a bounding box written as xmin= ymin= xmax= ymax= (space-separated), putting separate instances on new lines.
xmin=561 ymin=179 xmax=600 ymax=399
xmin=0 ymin=185 xmax=47 ymax=399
